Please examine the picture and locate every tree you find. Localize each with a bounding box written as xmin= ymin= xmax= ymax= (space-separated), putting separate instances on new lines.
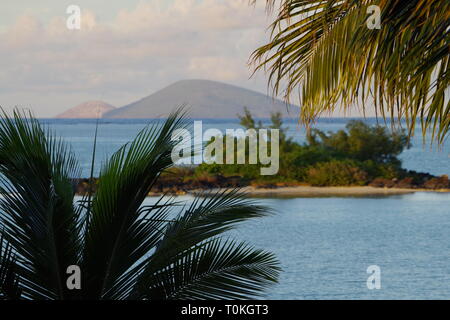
xmin=238 ymin=107 xmax=293 ymax=148
xmin=0 ymin=110 xmax=280 ymax=300
xmin=308 ymin=120 xmax=410 ymax=164
xmin=251 ymin=0 xmax=450 ymax=143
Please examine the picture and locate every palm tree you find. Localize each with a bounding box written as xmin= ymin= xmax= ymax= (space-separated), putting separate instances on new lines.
xmin=0 ymin=110 xmax=280 ymax=300
xmin=251 ymin=0 xmax=449 ymax=143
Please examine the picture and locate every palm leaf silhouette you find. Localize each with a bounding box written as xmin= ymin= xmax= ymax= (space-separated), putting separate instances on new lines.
xmin=0 ymin=109 xmax=280 ymax=300
xmin=252 ymin=0 xmax=450 ymax=143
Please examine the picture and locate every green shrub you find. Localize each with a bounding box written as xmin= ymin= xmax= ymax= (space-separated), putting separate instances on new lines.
xmin=360 ymin=160 xmax=401 ymax=180
xmin=195 ymin=109 xmax=414 ymax=187
xmin=308 ymin=120 xmax=410 ymax=164
xmin=306 ymin=160 xmax=369 ymax=186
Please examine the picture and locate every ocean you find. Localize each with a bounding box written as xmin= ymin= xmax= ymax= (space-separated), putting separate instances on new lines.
xmin=43 ymin=118 xmax=450 ymax=299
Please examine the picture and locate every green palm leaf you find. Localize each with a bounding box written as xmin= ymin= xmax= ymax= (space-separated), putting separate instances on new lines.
xmin=0 ymin=234 xmax=22 ymax=300
xmin=252 ymin=0 xmax=450 ymax=143
xmin=0 ymin=108 xmax=280 ymax=300
xmin=129 ymin=189 xmax=272 ymax=299
xmin=0 ymin=110 xmax=81 ymax=299
xmin=81 ymin=110 xmax=187 ymax=299
xmin=142 ymin=239 xmax=280 ymax=300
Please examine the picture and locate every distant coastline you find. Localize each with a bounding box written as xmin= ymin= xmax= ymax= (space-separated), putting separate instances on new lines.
xmin=74 ymin=177 xmax=450 ymax=199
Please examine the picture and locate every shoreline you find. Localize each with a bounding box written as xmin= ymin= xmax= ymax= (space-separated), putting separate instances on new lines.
xmin=150 ymin=186 xmax=450 ymax=198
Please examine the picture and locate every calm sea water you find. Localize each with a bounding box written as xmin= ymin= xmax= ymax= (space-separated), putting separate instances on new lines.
xmin=42 ymin=118 xmax=450 ymax=299
xmin=144 ymin=192 xmax=450 ymax=300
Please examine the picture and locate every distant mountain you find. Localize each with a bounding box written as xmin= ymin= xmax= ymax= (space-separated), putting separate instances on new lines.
xmin=56 ymin=101 xmax=116 ymax=119
xmin=103 ymin=80 xmax=296 ymax=119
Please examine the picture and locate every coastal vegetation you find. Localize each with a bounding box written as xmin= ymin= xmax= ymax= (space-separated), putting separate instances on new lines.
xmin=194 ymin=111 xmax=448 ymax=190
xmin=73 ymin=109 xmax=448 ymax=196
xmin=197 ymin=109 xmax=412 ymax=187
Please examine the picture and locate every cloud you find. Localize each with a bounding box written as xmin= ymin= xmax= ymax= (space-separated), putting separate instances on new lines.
xmin=188 ymin=56 xmax=247 ymax=81
xmin=5 ymin=14 xmax=43 ymax=48
xmin=0 ymin=0 xmax=271 ymax=116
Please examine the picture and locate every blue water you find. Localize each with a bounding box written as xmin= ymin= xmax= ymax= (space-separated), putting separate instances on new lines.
xmin=142 ymin=192 xmax=450 ymax=300
xmin=41 ymin=118 xmax=450 ymax=299
xmin=229 ymin=193 xmax=450 ymax=299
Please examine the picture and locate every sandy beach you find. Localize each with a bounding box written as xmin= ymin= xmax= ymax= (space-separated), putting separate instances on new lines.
xmin=184 ymin=186 xmax=450 ymax=198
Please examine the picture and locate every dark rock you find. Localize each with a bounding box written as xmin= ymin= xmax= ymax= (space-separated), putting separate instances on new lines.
xmin=423 ymin=175 xmax=450 ymax=189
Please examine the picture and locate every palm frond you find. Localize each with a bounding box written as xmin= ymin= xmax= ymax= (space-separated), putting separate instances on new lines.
xmin=0 ymin=108 xmax=280 ymax=300
xmin=0 ymin=233 xmax=22 ymax=300
xmin=130 ymin=190 xmax=273 ymax=299
xmin=0 ymin=109 xmax=81 ymax=299
xmin=141 ymin=239 xmax=280 ymax=300
xmin=81 ymin=109 xmax=189 ymax=299
xmin=154 ymin=189 xmax=268 ymax=258
xmin=252 ymin=0 xmax=450 ymax=143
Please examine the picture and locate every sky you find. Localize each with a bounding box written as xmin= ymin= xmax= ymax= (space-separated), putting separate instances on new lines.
xmin=0 ymin=0 xmax=362 ymax=118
